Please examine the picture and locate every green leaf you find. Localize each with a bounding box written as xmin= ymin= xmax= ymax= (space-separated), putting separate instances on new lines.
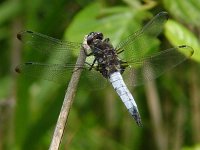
xmin=65 ymin=2 xmax=133 ymax=43
xmin=164 ymin=19 xmax=200 ymax=62
xmin=163 ymin=0 xmax=200 ymax=27
xmin=64 ymin=2 xmax=147 ymax=56
xmin=182 ymin=144 xmax=200 ymax=150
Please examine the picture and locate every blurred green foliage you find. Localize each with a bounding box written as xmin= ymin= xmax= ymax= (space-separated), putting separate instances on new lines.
xmin=0 ymin=0 xmax=200 ymax=150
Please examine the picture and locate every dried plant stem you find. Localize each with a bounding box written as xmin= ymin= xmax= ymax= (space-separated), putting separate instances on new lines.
xmin=49 ymin=46 xmax=87 ymax=150
xmin=190 ymin=68 xmax=200 ymax=142
xmin=145 ymin=80 xmax=167 ymax=150
xmin=143 ymin=65 xmax=167 ymax=150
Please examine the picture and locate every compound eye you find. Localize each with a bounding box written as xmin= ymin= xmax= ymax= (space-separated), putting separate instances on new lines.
xmin=96 ymin=32 xmax=103 ymax=40
xmin=87 ymin=32 xmax=94 ymax=45
xmin=87 ymin=36 xmax=92 ymax=45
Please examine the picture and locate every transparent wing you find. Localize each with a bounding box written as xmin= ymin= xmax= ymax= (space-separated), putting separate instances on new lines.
xmin=16 ymin=31 xmax=108 ymax=88
xmin=80 ymin=69 xmax=108 ymax=90
xmin=17 ymin=30 xmax=82 ymax=62
xmin=15 ymin=62 xmax=108 ymax=89
xmin=122 ymin=45 xmax=194 ymax=86
xmin=15 ymin=62 xmax=81 ymax=83
xmin=116 ymin=12 xmax=168 ymax=61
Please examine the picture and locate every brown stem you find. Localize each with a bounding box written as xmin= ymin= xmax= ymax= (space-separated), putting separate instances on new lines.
xmin=190 ymin=67 xmax=200 ymax=142
xmin=49 ymin=40 xmax=87 ymax=150
xmin=171 ymin=104 xmax=185 ymax=150
xmin=142 ymin=64 xmax=167 ymax=150
xmin=144 ymin=80 xmax=167 ymax=150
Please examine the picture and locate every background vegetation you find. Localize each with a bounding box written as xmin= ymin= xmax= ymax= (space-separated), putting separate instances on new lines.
xmin=0 ymin=0 xmax=200 ymax=150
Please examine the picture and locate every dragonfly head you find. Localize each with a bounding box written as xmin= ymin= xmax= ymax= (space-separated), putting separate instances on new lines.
xmin=87 ymin=32 xmax=103 ymax=46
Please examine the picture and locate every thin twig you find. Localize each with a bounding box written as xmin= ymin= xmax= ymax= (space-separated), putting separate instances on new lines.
xmin=49 ymin=37 xmax=88 ymax=150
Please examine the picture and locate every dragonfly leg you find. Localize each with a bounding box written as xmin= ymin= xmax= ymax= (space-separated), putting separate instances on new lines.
xmin=120 ymin=61 xmax=129 ymax=74
xmin=117 ymin=49 xmax=124 ymax=54
xmin=84 ymin=62 xmax=92 ymax=67
xmin=103 ymin=38 xmax=110 ymax=43
xmin=88 ymin=58 xmax=97 ymax=71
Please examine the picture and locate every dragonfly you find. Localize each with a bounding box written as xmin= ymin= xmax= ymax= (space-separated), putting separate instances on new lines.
xmin=15 ymin=12 xmax=194 ymax=127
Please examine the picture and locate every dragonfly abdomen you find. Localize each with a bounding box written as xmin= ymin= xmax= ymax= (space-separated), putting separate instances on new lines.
xmin=109 ymin=72 xmax=142 ymax=126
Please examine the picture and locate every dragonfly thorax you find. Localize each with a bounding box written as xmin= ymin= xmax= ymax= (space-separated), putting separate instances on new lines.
xmin=87 ymin=32 xmax=122 ymax=78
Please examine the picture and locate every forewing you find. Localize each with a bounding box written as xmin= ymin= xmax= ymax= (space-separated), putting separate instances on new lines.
xmin=15 ymin=62 xmax=83 ymax=83
xmin=116 ymin=12 xmax=168 ymax=61
xmin=17 ymin=30 xmax=82 ymax=62
xmin=122 ymin=45 xmax=194 ymax=86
